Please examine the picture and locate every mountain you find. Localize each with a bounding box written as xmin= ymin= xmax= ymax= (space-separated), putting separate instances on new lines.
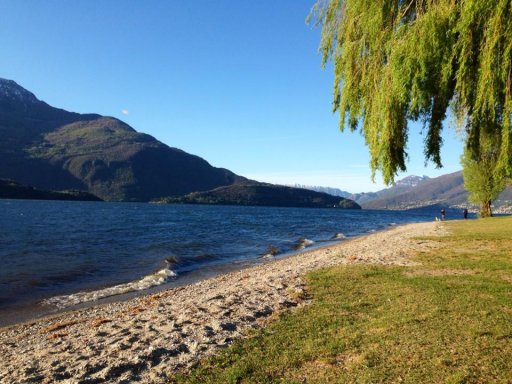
xmin=0 ymin=78 xmax=362 ymax=209
xmin=394 ymin=175 xmax=431 ymax=188
xmin=0 ymin=78 xmax=248 ymax=201
xmin=0 ymin=179 xmax=102 ymax=201
xmin=297 ymin=176 xmax=431 ymax=204
xmin=361 ymin=172 xmax=464 ymax=209
xmin=357 ymin=171 xmax=512 ymax=213
xmin=291 ymin=184 xmax=352 ymax=198
xmin=349 ymin=175 xmax=431 ymax=205
xmin=156 ymin=184 xmax=361 ymax=209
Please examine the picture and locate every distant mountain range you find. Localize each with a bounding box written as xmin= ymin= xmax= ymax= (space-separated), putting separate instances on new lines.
xmin=360 ymin=172 xmax=466 ymax=209
xmin=295 ymin=175 xmax=431 ymax=203
xmin=291 ymin=184 xmax=352 ymax=199
xmin=6 ymin=78 xmax=509 ymax=212
xmin=302 ymin=172 xmax=512 ymax=213
xmin=0 ymin=78 xmax=360 ymax=208
xmin=350 ymin=175 xmax=432 ymax=205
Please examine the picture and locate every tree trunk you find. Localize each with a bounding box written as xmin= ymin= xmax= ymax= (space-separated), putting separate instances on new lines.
xmin=480 ymin=200 xmax=493 ymax=217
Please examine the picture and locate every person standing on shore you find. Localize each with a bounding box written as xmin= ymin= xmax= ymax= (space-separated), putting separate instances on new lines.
xmin=463 ymin=208 xmax=468 ymax=219
xmin=441 ymin=208 xmax=446 ymax=221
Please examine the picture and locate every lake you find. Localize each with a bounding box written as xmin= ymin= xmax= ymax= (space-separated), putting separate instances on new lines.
xmin=0 ymin=199 xmax=443 ymax=326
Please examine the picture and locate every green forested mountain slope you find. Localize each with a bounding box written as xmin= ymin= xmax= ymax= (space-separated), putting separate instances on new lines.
xmin=0 ymin=78 xmax=247 ymax=201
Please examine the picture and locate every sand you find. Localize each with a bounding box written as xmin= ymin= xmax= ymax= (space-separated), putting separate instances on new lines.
xmin=0 ymin=221 xmax=446 ymax=384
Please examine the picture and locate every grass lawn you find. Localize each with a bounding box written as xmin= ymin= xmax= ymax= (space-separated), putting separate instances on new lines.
xmin=173 ymin=217 xmax=512 ymax=383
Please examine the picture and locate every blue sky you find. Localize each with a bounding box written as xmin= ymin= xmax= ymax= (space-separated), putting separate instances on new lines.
xmin=0 ymin=0 xmax=463 ymax=192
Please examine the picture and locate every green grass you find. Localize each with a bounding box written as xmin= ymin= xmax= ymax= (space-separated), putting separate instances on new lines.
xmin=172 ymin=217 xmax=512 ymax=384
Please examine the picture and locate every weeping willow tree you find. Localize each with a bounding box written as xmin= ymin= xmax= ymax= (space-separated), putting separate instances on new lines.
xmin=461 ymin=129 xmax=507 ymax=216
xmin=309 ymin=0 xmax=512 ymax=190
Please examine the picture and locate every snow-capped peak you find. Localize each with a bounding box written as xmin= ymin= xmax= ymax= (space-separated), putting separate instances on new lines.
xmin=395 ymin=175 xmax=429 ymax=188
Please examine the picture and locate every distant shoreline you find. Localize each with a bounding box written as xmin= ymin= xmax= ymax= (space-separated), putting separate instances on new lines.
xmin=0 ymin=179 xmax=102 ymax=202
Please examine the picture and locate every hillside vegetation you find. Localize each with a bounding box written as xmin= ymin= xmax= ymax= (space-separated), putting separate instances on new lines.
xmin=1 ymin=79 xmax=361 ymax=208
xmin=0 ymin=179 xmax=102 ymax=201
xmin=156 ymin=184 xmax=361 ymax=209
xmin=0 ymin=78 xmax=246 ymax=201
xmin=173 ymin=217 xmax=512 ymax=383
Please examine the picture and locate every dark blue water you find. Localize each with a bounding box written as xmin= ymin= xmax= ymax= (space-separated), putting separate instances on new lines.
xmin=0 ymin=199 xmax=442 ymax=325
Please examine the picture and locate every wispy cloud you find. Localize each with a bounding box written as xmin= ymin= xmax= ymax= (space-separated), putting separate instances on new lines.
xmin=121 ymin=109 xmax=129 ymax=115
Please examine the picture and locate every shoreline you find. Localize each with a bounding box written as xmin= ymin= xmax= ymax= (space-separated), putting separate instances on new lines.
xmin=0 ymin=221 xmax=446 ymax=383
xmin=0 ymin=224 xmax=384 ymax=329
xmin=0 ymin=237 xmax=348 ymax=329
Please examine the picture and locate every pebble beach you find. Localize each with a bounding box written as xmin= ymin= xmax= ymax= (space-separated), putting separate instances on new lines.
xmin=0 ymin=221 xmax=446 ymax=383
